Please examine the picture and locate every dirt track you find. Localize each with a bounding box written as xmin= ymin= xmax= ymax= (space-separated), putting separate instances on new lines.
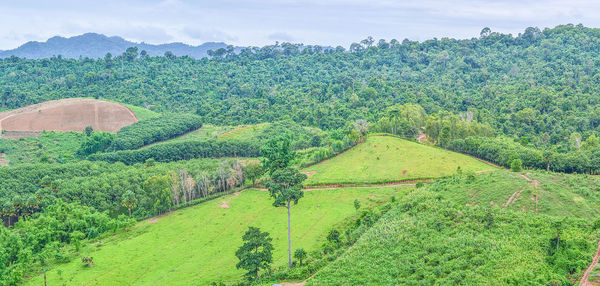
xmin=580 ymin=239 xmax=600 ymax=285
xmin=0 ymin=98 xmax=138 ymax=132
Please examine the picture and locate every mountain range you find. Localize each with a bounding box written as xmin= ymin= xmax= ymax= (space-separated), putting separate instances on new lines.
xmin=0 ymin=33 xmax=232 ymax=59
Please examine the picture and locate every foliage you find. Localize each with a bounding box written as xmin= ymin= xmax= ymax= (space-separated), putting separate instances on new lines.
xmin=0 ymin=200 xmax=134 ymax=286
xmin=511 ymin=158 xmax=524 ymax=172
xmin=294 ymin=248 xmax=307 ymax=266
xmin=88 ymin=139 xmax=261 ymax=165
xmin=448 ymin=136 xmax=600 ymax=174
xmin=108 ymin=114 xmax=203 ymax=151
xmin=0 ymin=158 xmax=245 ymax=222
xmin=3 ymin=25 xmax=600 ymax=146
xmin=76 ymin=131 xmax=114 ymax=156
xmin=235 ymin=227 xmax=274 ymax=280
xmin=308 ymin=188 xmax=596 ymax=285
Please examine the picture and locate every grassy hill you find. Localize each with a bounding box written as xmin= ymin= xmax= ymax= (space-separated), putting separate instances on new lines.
xmin=302 ymin=135 xmax=497 ymax=185
xmin=435 ymin=170 xmax=600 ymax=219
xmin=308 ymin=187 xmax=596 ymax=285
xmin=25 ymin=186 xmax=407 ymax=285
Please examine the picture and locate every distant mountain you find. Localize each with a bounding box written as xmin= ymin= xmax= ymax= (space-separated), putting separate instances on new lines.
xmin=0 ymin=33 xmax=234 ymax=59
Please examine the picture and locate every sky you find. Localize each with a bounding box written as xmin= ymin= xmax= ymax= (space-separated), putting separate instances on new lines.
xmin=0 ymin=0 xmax=599 ymax=50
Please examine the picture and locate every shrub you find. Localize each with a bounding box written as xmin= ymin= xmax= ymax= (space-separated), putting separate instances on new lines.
xmin=511 ymin=158 xmax=523 ymax=172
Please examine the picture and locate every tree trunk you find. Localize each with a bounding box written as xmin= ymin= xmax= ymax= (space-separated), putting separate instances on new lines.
xmin=287 ymin=202 xmax=292 ymax=269
xmin=128 ymin=207 xmax=131 ymax=217
xmin=44 ymin=272 xmax=47 ymax=286
xmin=556 ymin=234 xmax=560 ymax=251
xmin=547 ymin=162 xmax=550 ymax=172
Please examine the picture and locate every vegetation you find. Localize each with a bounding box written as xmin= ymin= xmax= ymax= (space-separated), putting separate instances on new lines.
xmin=23 ymin=187 xmax=403 ymax=285
xmin=236 ymin=227 xmax=274 ymax=280
xmin=309 ymin=186 xmax=597 ymax=285
xmin=0 ymin=131 xmax=85 ymax=165
xmin=108 ymin=114 xmax=203 ymax=151
xmin=88 ymin=139 xmax=261 ymax=164
xmin=0 ymin=200 xmax=134 ymax=285
xmin=303 ymin=135 xmax=496 ymax=185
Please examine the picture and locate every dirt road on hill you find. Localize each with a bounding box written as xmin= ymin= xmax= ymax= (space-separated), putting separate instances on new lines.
xmin=580 ymin=239 xmax=600 ymax=285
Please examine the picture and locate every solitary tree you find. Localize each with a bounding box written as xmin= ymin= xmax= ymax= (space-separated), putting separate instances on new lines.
xmin=294 ymin=248 xmax=307 ymax=266
xmin=121 ymin=190 xmax=137 ymax=217
xmin=235 ymin=227 xmax=273 ymax=280
xmin=266 ymin=167 xmax=307 ymax=268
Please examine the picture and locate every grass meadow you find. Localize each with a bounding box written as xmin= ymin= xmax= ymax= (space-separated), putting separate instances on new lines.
xmin=302 ymin=135 xmax=497 ymax=185
xmin=25 ymin=186 xmax=409 ymax=285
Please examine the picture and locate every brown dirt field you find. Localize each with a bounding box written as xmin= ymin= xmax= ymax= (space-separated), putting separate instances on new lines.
xmin=219 ymin=192 xmax=240 ymax=208
xmin=0 ymin=98 xmax=138 ymax=132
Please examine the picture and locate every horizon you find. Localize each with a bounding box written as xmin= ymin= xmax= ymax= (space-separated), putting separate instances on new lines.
xmin=0 ymin=24 xmax=592 ymax=52
xmin=2 ymin=0 xmax=600 ymax=50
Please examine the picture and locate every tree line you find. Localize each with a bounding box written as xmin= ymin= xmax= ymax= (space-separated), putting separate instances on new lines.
xmin=108 ymin=114 xmax=203 ymax=151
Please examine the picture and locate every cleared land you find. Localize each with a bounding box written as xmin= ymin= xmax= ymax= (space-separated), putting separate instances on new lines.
xmin=26 ymin=187 xmax=407 ymax=286
xmin=0 ymin=98 xmax=138 ymax=132
xmin=302 ymin=135 xmax=497 ymax=185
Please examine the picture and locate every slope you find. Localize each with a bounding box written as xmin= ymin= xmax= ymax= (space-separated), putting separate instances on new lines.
xmin=24 ymin=187 xmax=407 ymax=286
xmin=302 ymin=135 xmax=497 ymax=186
xmin=308 ymin=179 xmax=598 ymax=285
xmin=0 ymin=98 xmax=137 ymax=133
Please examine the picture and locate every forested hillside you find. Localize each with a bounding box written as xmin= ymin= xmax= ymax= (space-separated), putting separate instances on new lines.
xmin=2 ymin=25 xmax=600 ymax=145
xmin=4 ymin=23 xmax=600 ymax=286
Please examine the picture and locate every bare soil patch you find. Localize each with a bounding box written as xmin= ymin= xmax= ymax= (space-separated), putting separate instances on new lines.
xmin=219 ymin=192 xmax=240 ymax=208
xmin=580 ymin=239 xmax=600 ymax=286
xmin=0 ymin=98 xmax=138 ymax=132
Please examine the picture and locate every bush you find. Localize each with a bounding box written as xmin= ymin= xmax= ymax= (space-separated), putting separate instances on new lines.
xmin=511 ymin=158 xmax=523 ymax=172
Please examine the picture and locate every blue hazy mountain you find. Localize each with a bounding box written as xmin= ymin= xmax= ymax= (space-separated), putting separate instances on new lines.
xmin=0 ymin=33 xmax=233 ymax=59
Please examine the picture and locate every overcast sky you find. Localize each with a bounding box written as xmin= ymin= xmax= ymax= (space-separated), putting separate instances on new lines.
xmin=1 ymin=0 xmax=599 ymax=50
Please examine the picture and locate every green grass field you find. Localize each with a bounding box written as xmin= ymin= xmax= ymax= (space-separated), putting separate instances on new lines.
xmin=122 ymin=104 xmax=160 ymax=121
xmin=218 ymin=123 xmax=270 ymax=140
xmin=26 ymin=186 xmax=408 ymax=285
xmin=437 ymin=170 xmax=600 ymax=219
xmin=302 ymin=135 xmax=497 ymax=185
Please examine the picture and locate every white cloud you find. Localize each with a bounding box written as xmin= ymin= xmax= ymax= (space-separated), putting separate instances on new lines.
xmin=0 ymin=0 xmax=599 ymax=50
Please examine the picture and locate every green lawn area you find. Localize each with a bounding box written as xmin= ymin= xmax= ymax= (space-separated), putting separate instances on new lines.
xmin=121 ymin=104 xmax=160 ymax=121
xmin=25 ymin=186 xmax=408 ymax=286
xmin=302 ymin=135 xmax=497 ymax=185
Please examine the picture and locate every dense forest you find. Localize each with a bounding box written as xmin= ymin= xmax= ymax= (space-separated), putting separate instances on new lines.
xmin=2 ymin=25 xmax=600 ymax=144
